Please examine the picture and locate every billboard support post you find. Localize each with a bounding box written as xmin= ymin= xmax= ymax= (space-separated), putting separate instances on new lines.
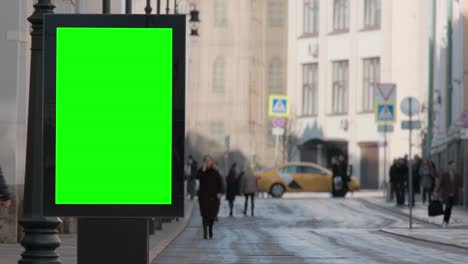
xmin=18 ymin=1 xmax=63 ymax=263
xmin=78 ymin=218 xmax=149 ymax=264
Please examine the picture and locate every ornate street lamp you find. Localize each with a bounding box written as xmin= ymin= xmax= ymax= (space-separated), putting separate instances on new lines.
xmin=19 ymin=0 xmax=62 ymax=263
xmin=189 ymin=5 xmax=200 ymax=36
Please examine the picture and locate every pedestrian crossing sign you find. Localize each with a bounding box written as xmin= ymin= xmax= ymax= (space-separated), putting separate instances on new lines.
xmin=375 ymin=102 xmax=396 ymax=124
xmin=269 ymin=95 xmax=290 ymax=117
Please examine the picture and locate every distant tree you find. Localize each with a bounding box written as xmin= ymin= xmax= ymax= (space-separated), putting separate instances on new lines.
xmin=282 ymin=114 xmax=299 ymax=163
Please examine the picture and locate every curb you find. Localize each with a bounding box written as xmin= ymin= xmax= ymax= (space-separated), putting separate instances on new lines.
xmin=149 ymin=200 xmax=195 ymax=262
xmin=359 ymin=198 xmax=441 ymax=227
xmin=379 ymin=228 xmax=468 ymax=250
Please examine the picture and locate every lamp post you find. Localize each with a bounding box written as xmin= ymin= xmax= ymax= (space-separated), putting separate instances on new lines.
xmin=103 ymin=0 xmax=110 ymax=14
xmin=189 ymin=5 xmax=200 ymax=36
xmin=125 ymin=0 xmax=132 ymax=14
xmin=144 ymin=0 xmax=152 ymax=14
xmin=18 ymin=1 xmax=62 ymax=263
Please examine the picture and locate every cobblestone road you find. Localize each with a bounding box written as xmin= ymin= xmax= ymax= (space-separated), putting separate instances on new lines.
xmin=154 ymin=196 xmax=468 ymax=264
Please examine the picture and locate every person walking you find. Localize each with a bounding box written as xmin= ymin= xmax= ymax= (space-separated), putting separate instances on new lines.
xmin=186 ymin=155 xmax=198 ymax=200
xmin=411 ymin=155 xmax=422 ymax=206
xmin=0 ymin=166 xmax=11 ymax=208
xmin=240 ymin=166 xmax=257 ymax=216
xmin=225 ymin=163 xmax=238 ymax=217
xmin=338 ymin=155 xmax=349 ymax=194
xmin=331 ymin=156 xmax=347 ymax=197
xmin=197 ymin=155 xmax=223 ymax=239
xmin=389 ymin=159 xmax=398 ymax=202
xmin=419 ymin=159 xmax=436 ymax=204
xmin=395 ymin=159 xmax=407 ymax=206
xmin=436 ymin=160 xmax=462 ymax=227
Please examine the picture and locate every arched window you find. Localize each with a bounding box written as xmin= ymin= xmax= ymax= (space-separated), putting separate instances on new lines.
xmin=268 ymin=57 xmax=283 ymax=93
xmin=213 ymin=57 xmax=225 ymax=93
xmin=214 ymin=0 xmax=227 ymax=27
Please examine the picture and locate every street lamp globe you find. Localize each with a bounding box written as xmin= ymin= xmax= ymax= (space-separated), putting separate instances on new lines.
xmin=189 ymin=5 xmax=200 ymax=36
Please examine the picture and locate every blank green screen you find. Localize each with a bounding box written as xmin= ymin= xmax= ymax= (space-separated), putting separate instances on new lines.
xmin=55 ymin=27 xmax=172 ymax=204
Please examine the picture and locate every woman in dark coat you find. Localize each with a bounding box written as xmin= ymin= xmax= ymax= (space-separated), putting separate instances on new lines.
xmin=197 ymin=155 xmax=223 ymax=239
xmin=226 ymin=163 xmax=238 ymax=217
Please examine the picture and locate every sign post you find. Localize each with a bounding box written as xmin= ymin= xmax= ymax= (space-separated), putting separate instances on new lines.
xmin=401 ymin=96 xmax=421 ymax=230
xmin=269 ymin=95 xmax=289 ymax=165
xmin=43 ymin=14 xmax=186 ymax=263
xmin=374 ymin=83 xmax=397 ymax=200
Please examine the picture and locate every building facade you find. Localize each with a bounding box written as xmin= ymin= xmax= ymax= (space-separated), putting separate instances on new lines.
xmin=0 ymin=0 xmax=289 ymax=242
xmin=185 ymin=0 xmax=288 ymax=172
xmin=287 ymin=0 xmax=429 ymax=189
xmin=430 ymin=0 xmax=467 ymax=207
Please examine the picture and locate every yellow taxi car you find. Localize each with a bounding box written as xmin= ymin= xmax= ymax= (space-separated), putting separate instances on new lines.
xmin=256 ymin=162 xmax=360 ymax=198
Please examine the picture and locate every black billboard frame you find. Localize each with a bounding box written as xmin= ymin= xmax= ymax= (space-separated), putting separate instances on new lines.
xmin=43 ymin=14 xmax=186 ymax=218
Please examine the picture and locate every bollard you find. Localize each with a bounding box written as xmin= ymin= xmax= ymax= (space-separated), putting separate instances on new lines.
xmin=154 ymin=218 xmax=162 ymax=230
xmin=149 ymin=218 xmax=155 ymax=235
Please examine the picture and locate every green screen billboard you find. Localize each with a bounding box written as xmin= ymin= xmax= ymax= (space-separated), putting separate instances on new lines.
xmin=55 ymin=27 xmax=173 ymax=205
xmin=43 ymin=15 xmax=186 ymax=217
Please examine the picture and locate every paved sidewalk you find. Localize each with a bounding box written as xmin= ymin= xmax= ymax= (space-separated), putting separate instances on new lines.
xmin=0 ymin=200 xmax=194 ymax=264
xmin=363 ymin=196 xmax=468 ymax=227
xmin=362 ymin=195 xmax=468 ymax=249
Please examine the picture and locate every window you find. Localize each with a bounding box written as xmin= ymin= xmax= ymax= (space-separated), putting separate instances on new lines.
xmin=269 ymin=57 xmax=283 ymax=93
xmin=364 ymin=0 xmax=381 ymax=28
xmin=302 ymin=64 xmax=319 ymax=116
xmin=299 ymin=166 xmax=323 ymax=174
xmin=333 ymin=0 xmax=349 ymax=31
xmin=209 ymin=121 xmax=225 ymax=145
xmin=214 ymin=0 xmax=227 ymax=27
xmin=213 ymin=57 xmax=225 ymax=93
xmin=281 ymin=166 xmax=298 ymax=174
xmin=304 ymin=0 xmax=319 ymax=35
xmin=362 ymin=58 xmax=380 ymax=112
xmin=332 ymin=60 xmax=349 ymax=114
xmin=268 ymin=0 xmax=284 ymax=27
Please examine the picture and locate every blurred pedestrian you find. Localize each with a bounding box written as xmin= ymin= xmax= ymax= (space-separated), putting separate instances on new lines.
xmin=186 ymin=155 xmax=198 ymax=200
xmin=411 ymin=155 xmax=422 ymax=206
xmin=331 ymin=156 xmax=347 ymax=197
xmin=240 ymin=166 xmax=257 ymax=216
xmin=419 ymin=159 xmax=436 ymax=204
xmin=436 ymin=160 xmax=462 ymax=227
xmin=0 ymin=166 xmax=11 ymax=208
xmin=226 ymin=163 xmax=239 ymax=217
xmin=389 ymin=159 xmax=398 ymax=201
xmin=197 ymin=155 xmax=223 ymax=239
xmin=395 ymin=159 xmax=407 ymax=206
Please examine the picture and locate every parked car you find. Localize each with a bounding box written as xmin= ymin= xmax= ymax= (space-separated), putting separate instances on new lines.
xmin=257 ymin=162 xmax=360 ymax=198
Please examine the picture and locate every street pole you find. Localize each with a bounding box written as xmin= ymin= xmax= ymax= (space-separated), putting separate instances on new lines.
xmin=125 ymin=0 xmax=132 ymax=14
xmin=157 ymin=0 xmax=161 ymax=14
xmin=384 ymin=126 xmax=388 ymax=200
xmin=409 ymin=98 xmax=413 ymax=229
xmin=18 ymin=1 xmax=63 ymax=263
xmin=174 ymin=0 xmax=178 ymax=14
xmin=103 ymin=0 xmax=110 ymax=14
xmin=274 ymin=134 xmax=279 ymax=165
xmin=144 ymin=0 xmax=152 ymax=14
xmin=166 ymin=0 xmax=170 ymax=14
